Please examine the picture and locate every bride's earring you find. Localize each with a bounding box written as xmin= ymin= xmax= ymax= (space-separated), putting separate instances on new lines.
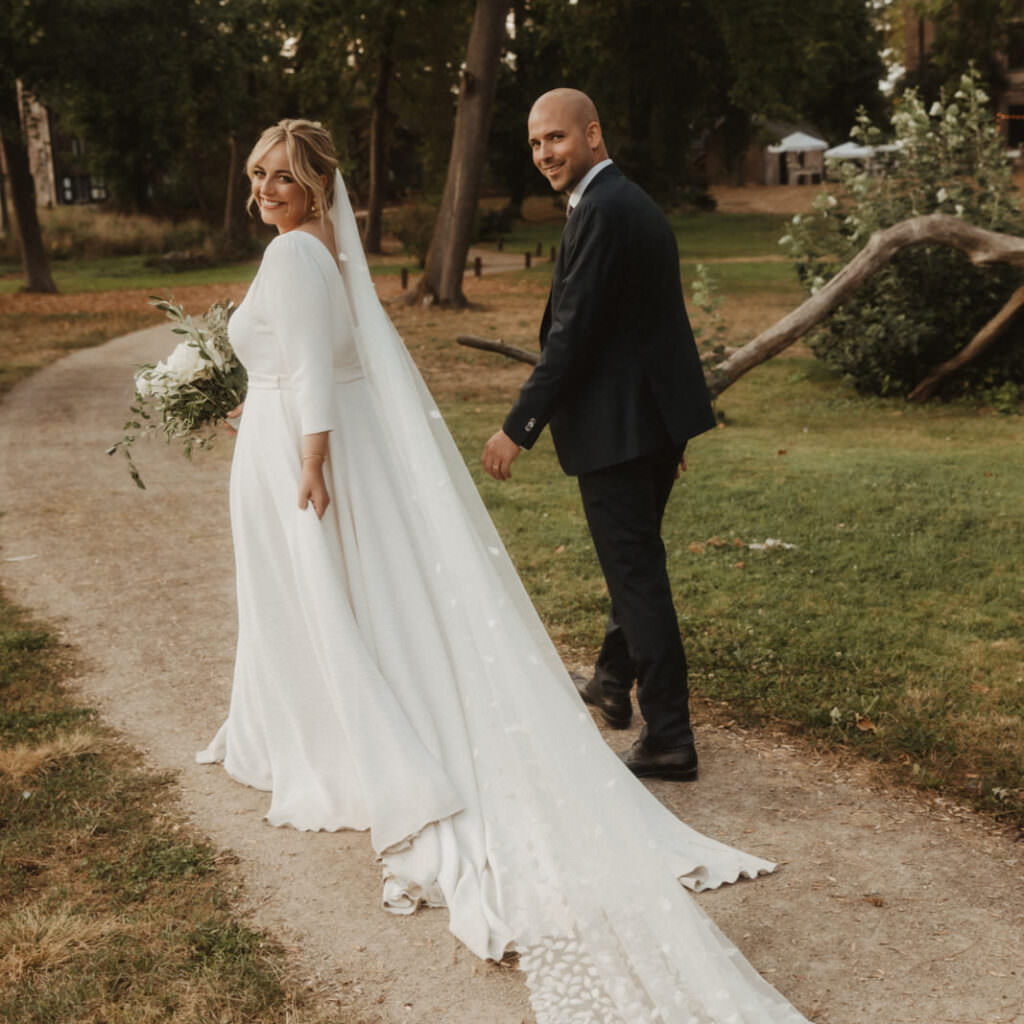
xmin=310 ymin=197 xmax=320 ymax=219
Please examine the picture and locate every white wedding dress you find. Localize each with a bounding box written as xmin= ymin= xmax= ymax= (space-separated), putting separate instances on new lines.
xmin=198 ymin=174 xmax=812 ymax=1024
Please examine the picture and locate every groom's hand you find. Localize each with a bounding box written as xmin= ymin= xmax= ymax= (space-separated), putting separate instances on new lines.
xmin=482 ymin=430 xmax=521 ymax=481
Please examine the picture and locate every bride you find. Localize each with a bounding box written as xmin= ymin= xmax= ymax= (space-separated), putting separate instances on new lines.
xmin=197 ymin=118 xmax=812 ymax=1024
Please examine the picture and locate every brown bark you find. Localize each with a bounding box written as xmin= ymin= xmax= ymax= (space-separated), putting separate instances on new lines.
xmin=0 ymin=85 xmax=56 ymax=293
xmin=457 ymin=333 xmax=538 ymax=364
xmin=408 ymin=0 xmax=509 ymax=307
xmin=222 ymin=133 xmax=245 ymax=254
xmin=908 ymin=284 xmax=1024 ymax=401
xmin=363 ymin=46 xmax=394 ymax=255
xmin=707 ymin=214 xmax=1024 ymax=396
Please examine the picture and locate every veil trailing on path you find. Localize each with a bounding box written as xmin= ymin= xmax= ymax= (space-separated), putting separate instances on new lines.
xmin=324 ymin=171 xmax=811 ymax=1024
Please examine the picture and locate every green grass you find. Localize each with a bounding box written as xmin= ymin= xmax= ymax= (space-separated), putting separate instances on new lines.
xmin=0 ymin=597 xmax=349 ymax=1022
xmin=0 ymin=255 xmax=260 ymax=294
xmin=479 ymin=210 xmax=791 ymax=263
xmin=438 ymin=352 xmax=1024 ymax=826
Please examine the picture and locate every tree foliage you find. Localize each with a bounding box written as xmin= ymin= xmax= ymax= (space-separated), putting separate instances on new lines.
xmin=488 ymin=0 xmax=885 ymax=206
xmin=783 ymin=69 xmax=1024 ymax=399
xmin=901 ymin=0 xmax=1021 ymax=101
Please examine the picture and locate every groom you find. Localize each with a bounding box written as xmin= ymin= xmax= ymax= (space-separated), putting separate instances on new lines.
xmin=482 ymin=88 xmax=716 ymax=781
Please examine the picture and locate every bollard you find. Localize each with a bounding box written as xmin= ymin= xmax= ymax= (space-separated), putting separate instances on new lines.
xmin=401 ymin=267 xmax=408 ymax=289
xmin=525 ymin=251 xmax=532 ymax=269
xmin=474 ymin=256 xmax=482 ymax=277
xmin=497 ymin=237 xmax=504 ymax=251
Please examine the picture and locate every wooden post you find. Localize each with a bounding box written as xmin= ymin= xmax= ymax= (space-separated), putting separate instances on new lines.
xmin=401 ymin=267 xmax=408 ymax=289
xmin=496 ymin=237 xmax=504 ymax=251
xmin=474 ymin=256 xmax=482 ymax=276
xmin=525 ymin=251 xmax=532 ymax=269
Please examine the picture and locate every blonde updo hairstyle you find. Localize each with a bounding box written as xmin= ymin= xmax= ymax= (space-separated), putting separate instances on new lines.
xmin=245 ymin=118 xmax=337 ymax=222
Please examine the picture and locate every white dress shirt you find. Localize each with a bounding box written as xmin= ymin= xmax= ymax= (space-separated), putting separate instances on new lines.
xmin=567 ymin=158 xmax=613 ymax=213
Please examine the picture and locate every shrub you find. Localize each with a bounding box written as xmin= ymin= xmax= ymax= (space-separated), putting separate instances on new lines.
xmin=35 ymin=205 xmax=216 ymax=260
xmin=782 ymin=68 xmax=1024 ymax=400
xmin=386 ymin=202 xmax=437 ymax=268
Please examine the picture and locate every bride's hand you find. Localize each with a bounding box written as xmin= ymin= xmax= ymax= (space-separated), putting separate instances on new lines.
xmin=223 ymin=402 xmax=244 ymax=434
xmin=298 ymin=458 xmax=330 ymax=520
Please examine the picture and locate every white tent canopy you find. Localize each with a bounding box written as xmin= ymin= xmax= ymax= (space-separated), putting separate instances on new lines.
xmin=824 ymin=141 xmax=874 ymax=160
xmin=767 ymin=131 xmax=829 ymax=154
xmin=825 ymin=140 xmax=904 ymax=160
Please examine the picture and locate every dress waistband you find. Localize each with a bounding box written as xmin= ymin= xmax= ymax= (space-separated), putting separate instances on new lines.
xmin=247 ymin=367 xmax=365 ymax=389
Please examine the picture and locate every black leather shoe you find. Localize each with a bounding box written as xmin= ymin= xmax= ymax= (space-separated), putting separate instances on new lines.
xmin=618 ymin=737 xmax=698 ymax=781
xmin=571 ymin=672 xmax=632 ymax=729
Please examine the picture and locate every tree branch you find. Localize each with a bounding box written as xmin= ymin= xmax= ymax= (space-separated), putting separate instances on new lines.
xmin=707 ymin=214 xmax=1024 ymax=396
xmin=907 ymin=283 xmax=1024 ymax=401
xmin=457 ymin=334 xmax=538 ymax=365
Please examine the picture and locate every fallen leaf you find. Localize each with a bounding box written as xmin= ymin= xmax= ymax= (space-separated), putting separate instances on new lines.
xmin=707 ymin=536 xmax=727 ymax=548
xmin=855 ymin=717 xmax=876 ymax=732
xmin=777 ymin=448 xmax=787 ymax=456
xmin=689 ymin=542 xmax=706 ymax=554
xmin=733 ymin=561 xmax=746 ymax=569
xmin=553 ymin=544 xmax=565 ymax=554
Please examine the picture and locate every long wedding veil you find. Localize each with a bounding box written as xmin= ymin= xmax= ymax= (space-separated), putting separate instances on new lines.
xmin=327 ymin=172 xmax=565 ymax=664
xmin=326 ymin=172 xmax=810 ymax=1024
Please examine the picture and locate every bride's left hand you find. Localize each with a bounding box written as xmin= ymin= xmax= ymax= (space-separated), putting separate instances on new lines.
xmin=298 ymin=460 xmax=330 ymax=519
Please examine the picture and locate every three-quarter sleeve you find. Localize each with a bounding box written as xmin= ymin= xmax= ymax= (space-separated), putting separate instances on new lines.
xmin=260 ymin=234 xmax=339 ymax=435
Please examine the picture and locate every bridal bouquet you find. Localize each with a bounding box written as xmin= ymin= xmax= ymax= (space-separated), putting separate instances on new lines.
xmin=108 ymin=296 xmax=247 ymax=489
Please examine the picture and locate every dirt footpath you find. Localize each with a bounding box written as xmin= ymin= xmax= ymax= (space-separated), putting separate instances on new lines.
xmin=1 ymin=325 xmax=1022 ymax=1024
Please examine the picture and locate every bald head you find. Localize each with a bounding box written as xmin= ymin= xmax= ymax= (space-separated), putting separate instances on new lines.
xmin=528 ymin=88 xmax=608 ymax=194
xmin=530 ymin=88 xmax=600 ymax=131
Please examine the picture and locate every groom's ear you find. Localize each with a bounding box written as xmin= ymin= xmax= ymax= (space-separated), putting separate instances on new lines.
xmin=585 ymin=120 xmax=603 ymax=151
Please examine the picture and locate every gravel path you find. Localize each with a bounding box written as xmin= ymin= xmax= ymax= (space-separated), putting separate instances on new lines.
xmin=1 ymin=325 xmax=1022 ymax=1024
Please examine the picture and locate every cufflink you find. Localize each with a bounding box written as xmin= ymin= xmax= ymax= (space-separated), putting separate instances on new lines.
xmin=525 ymin=417 xmax=536 ymax=432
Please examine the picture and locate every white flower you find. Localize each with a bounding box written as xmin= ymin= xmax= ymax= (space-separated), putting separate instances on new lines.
xmin=929 ymin=102 xmax=943 ymax=117
xmin=136 ymin=365 xmax=173 ymax=398
xmin=936 ymin=187 xmax=949 ymax=203
xmin=164 ymin=341 xmax=208 ymax=383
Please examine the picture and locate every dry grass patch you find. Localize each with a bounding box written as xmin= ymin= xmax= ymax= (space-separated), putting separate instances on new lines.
xmin=0 ymin=903 xmax=126 ymax=984
xmin=0 ymin=727 xmax=105 ymax=781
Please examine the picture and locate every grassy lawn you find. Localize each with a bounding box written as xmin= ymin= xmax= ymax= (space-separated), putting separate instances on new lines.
xmin=0 ymin=600 xmax=346 ymax=1024
xmin=1 ymin=208 xmax=1022 ymax=1019
xmin=443 ymin=359 xmax=1024 ymax=825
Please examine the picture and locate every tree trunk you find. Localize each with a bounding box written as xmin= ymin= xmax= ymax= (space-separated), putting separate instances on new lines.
xmin=364 ymin=46 xmax=394 ymax=255
xmin=0 ymin=86 xmax=56 ymax=293
xmin=222 ymin=133 xmax=245 ymax=254
xmin=0 ymin=165 xmax=10 ymax=236
xmin=409 ymin=0 xmax=508 ymax=307
xmin=707 ymin=214 xmax=1024 ymax=396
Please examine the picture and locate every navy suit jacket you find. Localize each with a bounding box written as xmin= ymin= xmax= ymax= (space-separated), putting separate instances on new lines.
xmin=503 ymin=164 xmax=716 ymax=476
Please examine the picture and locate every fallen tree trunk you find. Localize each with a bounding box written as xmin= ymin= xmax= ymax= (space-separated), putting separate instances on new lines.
xmin=707 ymin=214 xmax=1024 ymax=396
xmin=457 ymin=214 xmax=1024 ymax=398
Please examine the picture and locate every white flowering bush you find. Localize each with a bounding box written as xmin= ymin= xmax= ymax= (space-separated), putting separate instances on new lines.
xmin=108 ymin=296 xmax=247 ymax=488
xmin=782 ymin=68 xmax=1024 ymax=399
